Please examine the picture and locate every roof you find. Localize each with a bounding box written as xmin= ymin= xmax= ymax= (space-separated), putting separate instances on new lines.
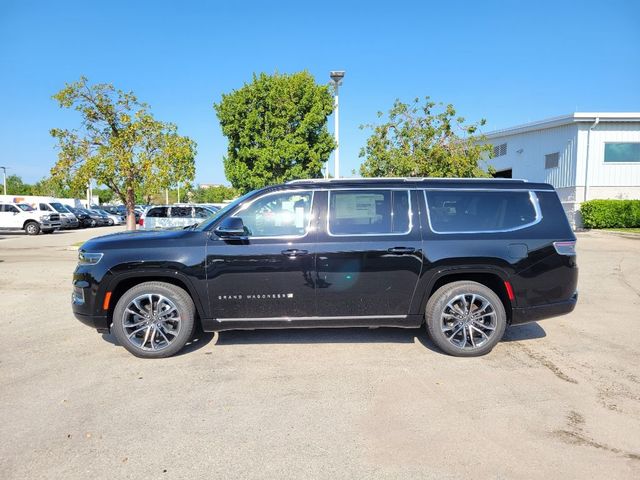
xmin=484 ymin=112 xmax=640 ymax=139
xmin=284 ymin=177 xmax=554 ymax=190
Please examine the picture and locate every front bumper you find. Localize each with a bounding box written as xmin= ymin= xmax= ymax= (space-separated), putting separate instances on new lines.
xmin=511 ymin=292 xmax=578 ymax=325
xmin=41 ymin=220 xmax=61 ymax=230
xmin=73 ymin=310 xmax=110 ymax=332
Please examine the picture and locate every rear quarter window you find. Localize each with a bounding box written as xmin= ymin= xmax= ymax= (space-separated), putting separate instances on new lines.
xmin=146 ymin=207 xmax=169 ymax=218
xmin=425 ymin=190 xmax=538 ymax=233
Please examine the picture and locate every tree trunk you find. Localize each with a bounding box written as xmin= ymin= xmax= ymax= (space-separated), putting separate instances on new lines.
xmin=126 ymin=187 xmax=137 ymax=230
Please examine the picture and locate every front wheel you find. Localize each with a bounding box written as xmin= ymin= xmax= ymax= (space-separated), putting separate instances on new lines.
xmin=425 ymin=281 xmax=507 ymax=357
xmin=111 ymin=282 xmax=196 ymax=358
xmin=24 ymin=221 xmax=41 ymax=235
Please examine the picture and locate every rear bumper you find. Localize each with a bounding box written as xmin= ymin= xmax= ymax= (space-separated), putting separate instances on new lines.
xmin=511 ymin=292 xmax=578 ymax=325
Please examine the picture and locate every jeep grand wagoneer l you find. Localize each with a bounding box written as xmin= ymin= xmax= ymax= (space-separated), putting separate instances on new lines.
xmin=72 ymin=178 xmax=578 ymax=358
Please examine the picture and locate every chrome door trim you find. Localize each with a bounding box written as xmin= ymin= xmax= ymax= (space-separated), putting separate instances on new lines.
xmin=216 ymin=314 xmax=408 ymax=322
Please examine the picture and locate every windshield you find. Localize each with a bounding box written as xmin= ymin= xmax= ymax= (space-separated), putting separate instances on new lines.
xmin=17 ymin=204 xmax=34 ymax=211
xmin=50 ymin=202 xmax=70 ymax=213
xmin=195 ymin=190 xmax=259 ymax=231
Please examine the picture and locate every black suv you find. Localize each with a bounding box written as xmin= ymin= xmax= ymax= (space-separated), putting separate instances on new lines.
xmin=72 ymin=178 xmax=578 ymax=358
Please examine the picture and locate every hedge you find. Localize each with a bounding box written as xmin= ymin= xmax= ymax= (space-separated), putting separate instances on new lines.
xmin=580 ymin=199 xmax=640 ymax=228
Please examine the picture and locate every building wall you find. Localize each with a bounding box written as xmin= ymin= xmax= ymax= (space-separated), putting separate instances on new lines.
xmin=486 ymin=124 xmax=578 ymax=187
xmin=575 ymin=122 xmax=640 ymax=194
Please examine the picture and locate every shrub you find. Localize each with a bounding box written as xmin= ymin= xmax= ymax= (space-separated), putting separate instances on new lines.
xmin=580 ymin=199 xmax=640 ymax=228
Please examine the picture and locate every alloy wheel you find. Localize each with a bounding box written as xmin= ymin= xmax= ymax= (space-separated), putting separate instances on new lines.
xmin=441 ymin=293 xmax=497 ymax=349
xmin=122 ymin=293 xmax=182 ymax=352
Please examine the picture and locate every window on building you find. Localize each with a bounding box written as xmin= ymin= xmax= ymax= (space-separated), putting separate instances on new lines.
xmin=545 ymin=152 xmax=560 ymax=169
xmin=328 ymin=190 xmax=410 ymax=235
xmin=604 ymin=143 xmax=640 ymax=163
xmin=425 ymin=190 xmax=538 ymax=233
xmin=493 ymin=143 xmax=507 ymax=157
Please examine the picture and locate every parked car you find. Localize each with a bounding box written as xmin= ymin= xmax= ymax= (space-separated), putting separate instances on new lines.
xmin=92 ymin=208 xmax=124 ymax=225
xmin=34 ymin=201 xmax=79 ymax=229
xmin=138 ymin=204 xmax=217 ymax=230
xmin=84 ymin=209 xmax=110 ymax=226
xmin=0 ymin=202 xmax=61 ymax=235
xmin=68 ymin=207 xmax=96 ymax=228
xmin=72 ymin=178 xmax=578 ymax=358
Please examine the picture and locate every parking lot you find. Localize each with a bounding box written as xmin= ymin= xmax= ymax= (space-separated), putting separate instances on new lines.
xmin=1 ymin=227 xmax=639 ymax=479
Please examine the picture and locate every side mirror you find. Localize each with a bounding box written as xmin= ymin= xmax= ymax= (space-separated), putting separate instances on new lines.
xmin=214 ymin=217 xmax=247 ymax=238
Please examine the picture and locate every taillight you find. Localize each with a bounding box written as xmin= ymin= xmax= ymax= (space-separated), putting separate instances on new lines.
xmin=553 ymin=241 xmax=576 ymax=256
xmin=138 ymin=217 xmax=144 ymax=226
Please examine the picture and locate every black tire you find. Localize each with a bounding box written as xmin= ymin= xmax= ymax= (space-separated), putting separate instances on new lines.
xmin=24 ymin=221 xmax=41 ymax=235
xmin=107 ymin=218 xmax=114 ymax=226
xmin=111 ymin=281 xmax=196 ymax=358
xmin=425 ymin=281 xmax=506 ymax=357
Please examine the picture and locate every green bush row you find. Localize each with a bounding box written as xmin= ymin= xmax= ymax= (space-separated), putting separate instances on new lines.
xmin=580 ymin=199 xmax=640 ymax=228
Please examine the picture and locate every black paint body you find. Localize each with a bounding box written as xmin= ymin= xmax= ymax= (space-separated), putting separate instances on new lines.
xmin=72 ymin=179 xmax=578 ymax=333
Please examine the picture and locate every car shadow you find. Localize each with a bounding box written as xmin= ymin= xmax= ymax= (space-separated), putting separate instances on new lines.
xmin=101 ymin=322 xmax=546 ymax=355
xmin=101 ymin=330 xmax=216 ymax=356
xmin=502 ymin=322 xmax=547 ymax=342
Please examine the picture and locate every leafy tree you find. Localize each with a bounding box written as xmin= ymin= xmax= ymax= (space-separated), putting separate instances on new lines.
xmin=92 ymin=187 xmax=114 ymax=205
xmin=191 ymin=185 xmax=238 ymax=204
xmin=214 ymin=71 xmax=335 ymax=193
xmin=30 ymin=176 xmax=83 ymax=198
xmin=50 ymin=77 xmax=197 ymax=229
xmin=359 ymin=97 xmax=493 ymax=178
xmin=4 ymin=175 xmax=33 ymax=195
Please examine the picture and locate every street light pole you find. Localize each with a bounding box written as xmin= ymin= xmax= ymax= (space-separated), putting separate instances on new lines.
xmin=0 ymin=166 xmax=6 ymax=195
xmin=329 ymin=71 xmax=345 ymax=179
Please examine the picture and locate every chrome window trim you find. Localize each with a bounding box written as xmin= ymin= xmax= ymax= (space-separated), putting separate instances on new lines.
xmin=217 ymin=314 xmax=407 ymax=322
xmin=423 ymin=189 xmax=543 ymax=235
xmin=230 ymin=189 xmax=315 ymax=240
xmin=326 ymin=188 xmax=413 ymax=237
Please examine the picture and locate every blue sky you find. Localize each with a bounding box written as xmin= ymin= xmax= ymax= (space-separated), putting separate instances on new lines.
xmin=1 ymin=0 xmax=639 ymax=185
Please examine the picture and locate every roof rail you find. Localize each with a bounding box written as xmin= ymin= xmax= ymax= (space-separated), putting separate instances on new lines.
xmin=286 ymin=177 xmax=528 ymax=184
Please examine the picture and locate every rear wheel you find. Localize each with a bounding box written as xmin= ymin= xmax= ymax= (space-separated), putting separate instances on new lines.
xmin=111 ymin=282 xmax=196 ymax=358
xmin=24 ymin=221 xmax=40 ymax=235
xmin=425 ymin=281 xmax=506 ymax=357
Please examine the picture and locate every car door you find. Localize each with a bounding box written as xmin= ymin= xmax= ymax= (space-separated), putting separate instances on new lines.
xmin=0 ymin=204 xmax=22 ymax=228
xmin=314 ymin=188 xmax=423 ymax=318
xmin=206 ymin=189 xmax=316 ymax=320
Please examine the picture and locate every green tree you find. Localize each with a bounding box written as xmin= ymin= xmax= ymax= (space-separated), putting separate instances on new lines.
xmin=191 ymin=185 xmax=238 ymax=203
xmin=214 ymin=71 xmax=335 ymax=193
xmin=31 ymin=176 xmax=83 ymax=198
xmin=4 ymin=175 xmax=33 ymax=195
xmin=359 ymin=97 xmax=493 ymax=178
xmin=50 ymin=77 xmax=197 ymax=229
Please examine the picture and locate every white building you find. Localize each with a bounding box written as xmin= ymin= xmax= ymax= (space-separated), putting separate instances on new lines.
xmin=484 ymin=112 xmax=640 ymax=226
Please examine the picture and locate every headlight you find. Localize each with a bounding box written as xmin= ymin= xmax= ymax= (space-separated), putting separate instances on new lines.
xmin=78 ymin=251 xmax=103 ymax=265
xmin=40 ymin=214 xmax=50 ymax=221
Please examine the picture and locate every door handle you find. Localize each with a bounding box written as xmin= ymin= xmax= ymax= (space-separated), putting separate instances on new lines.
xmin=387 ymin=246 xmax=416 ymax=254
xmin=281 ymin=249 xmax=309 ymax=257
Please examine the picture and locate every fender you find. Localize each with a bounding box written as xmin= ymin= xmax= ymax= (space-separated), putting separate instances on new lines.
xmin=104 ymin=268 xmax=210 ymax=320
xmin=411 ymin=264 xmax=513 ymax=317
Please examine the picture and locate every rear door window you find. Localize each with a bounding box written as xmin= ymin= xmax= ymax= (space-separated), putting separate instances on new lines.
xmin=425 ymin=190 xmax=538 ymax=233
xmin=146 ymin=207 xmax=168 ymax=218
xmin=170 ymin=206 xmax=193 ymax=218
xmin=328 ymin=190 xmax=411 ymax=235
xmin=193 ymin=207 xmax=213 ymax=219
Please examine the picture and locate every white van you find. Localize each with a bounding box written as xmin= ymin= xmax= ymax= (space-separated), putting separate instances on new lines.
xmin=0 ymin=202 xmax=61 ymax=235
xmin=0 ymin=195 xmax=79 ymax=229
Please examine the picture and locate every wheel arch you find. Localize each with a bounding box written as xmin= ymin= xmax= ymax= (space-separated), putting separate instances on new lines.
xmin=105 ymin=272 xmax=208 ymax=325
xmin=417 ymin=268 xmax=513 ymax=324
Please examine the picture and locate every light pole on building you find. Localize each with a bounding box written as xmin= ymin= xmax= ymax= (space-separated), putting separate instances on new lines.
xmin=329 ymin=71 xmax=345 ymax=179
xmin=0 ymin=166 xmax=7 ymax=195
